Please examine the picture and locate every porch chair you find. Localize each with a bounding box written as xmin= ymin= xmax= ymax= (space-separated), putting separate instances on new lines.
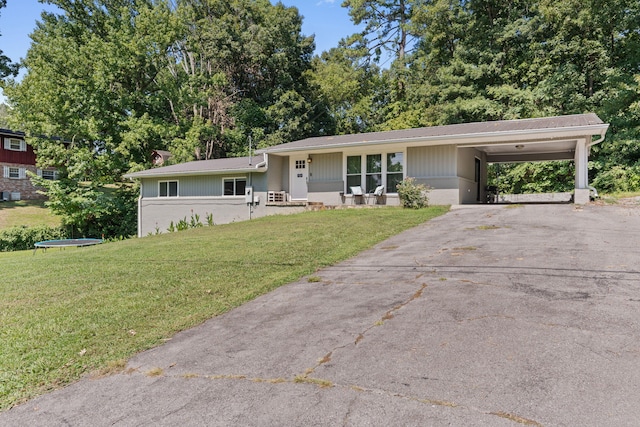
xmin=350 ymin=186 xmax=365 ymax=204
xmin=370 ymin=185 xmax=385 ymax=204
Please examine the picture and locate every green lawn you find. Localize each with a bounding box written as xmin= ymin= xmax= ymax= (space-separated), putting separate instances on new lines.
xmin=0 ymin=206 xmax=448 ymax=411
xmin=0 ymin=201 xmax=61 ymax=229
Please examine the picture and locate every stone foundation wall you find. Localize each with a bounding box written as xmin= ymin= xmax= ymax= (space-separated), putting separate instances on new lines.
xmin=0 ymin=163 xmax=46 ymax=200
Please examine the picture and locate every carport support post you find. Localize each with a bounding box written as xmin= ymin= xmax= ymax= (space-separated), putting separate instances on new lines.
xmin=574 ymin=138 xmax=590 ymax=204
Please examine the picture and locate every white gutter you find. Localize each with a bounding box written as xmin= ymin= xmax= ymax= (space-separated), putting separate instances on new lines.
xmin=124 ymin=166 xmax=268 ymax=180
xmin=587 ymin=130 xmax=607 ymax=148
xmin=254 ymin=153 xmax=268 ymax=168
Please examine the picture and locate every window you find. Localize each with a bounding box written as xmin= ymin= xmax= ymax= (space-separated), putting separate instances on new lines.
xmin=159 ymin=180 xmax=178 ymax=197
xmin=3 ymin=166 xmax=25 ymax=179
xmin=386 ymin=152 xmax=404 ymax=193
xmin=295 ymin=160 xmax=306 ymax=169
xmin=38 ymin=169 xmax=58 ymax=181
xmin=223 ymin=178 xmax=246 ymax=196
xmin=366 ymin=154 xmax=382 ymax=192
xmin=41 ymin=170 xmax=56 ymax=181
xmin=345 ymin=152 xmax=404 ymax=194
xmin=4 ymin=138 xmax=26 ymax=152
xmin=346 ymin=156 xmax=361 ymax=193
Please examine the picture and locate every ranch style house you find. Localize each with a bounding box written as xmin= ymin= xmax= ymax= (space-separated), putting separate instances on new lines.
xmin=125 ymin=113 xmax=609 ymax=237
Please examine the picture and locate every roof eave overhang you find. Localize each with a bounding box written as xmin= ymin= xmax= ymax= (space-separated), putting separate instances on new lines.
xmin=259 ymin=124 xmax=610 ymax=154
xmin=125 ymin=166 xmax=267 ymax=180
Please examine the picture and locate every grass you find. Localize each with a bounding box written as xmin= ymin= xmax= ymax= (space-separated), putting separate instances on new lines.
xmin=598 ymin=191 xmax=640 ymax=204
xmin=0 ymin=200 xmax=61 ymax=229
xmin=0 ymin=206 xmax=448 ymax=411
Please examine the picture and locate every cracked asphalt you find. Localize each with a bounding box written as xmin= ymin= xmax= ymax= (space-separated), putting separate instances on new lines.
xmin=2 ymin=203 xmax=640 ymax=426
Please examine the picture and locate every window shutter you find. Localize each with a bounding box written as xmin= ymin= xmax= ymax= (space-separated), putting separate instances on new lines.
xmin=3 ymin=138 xmax=8 ymax=150
xmin=37 ymin=169 xmax=43 ymax=177
xmin=54 ymin=170 xmax=59 ymax=180
xmin=20 ymin=140 xmax=27 ymax=152
xmin=3 ymin=166 xmax=8 ymax=178
xmin=19 ymin=168 xmax=26 ymax=179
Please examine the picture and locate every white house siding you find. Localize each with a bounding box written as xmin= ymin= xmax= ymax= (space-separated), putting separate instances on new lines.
xmin=267 ymin=155 xmax=285 ymax=192
xmin=141 ymin=173 xmax=267 ymax=199
xmin=457 ymin=147 xmax=485 ymax=204
xmin=407 ymin=145 xmax=457 ymax=177
xmin=407 ymin=145 xmax=460 ymax=205
xmin=137 ymin=172 xmax=273 ymax=236
xmin=307 ymin=152 xmax=344 ymax=205
xmin=138 ymin=196 xmax=306 ymax=236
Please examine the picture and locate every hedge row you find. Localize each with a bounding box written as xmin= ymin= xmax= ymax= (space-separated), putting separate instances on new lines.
xmin=0 ymin=225 xmax=67 ymax=252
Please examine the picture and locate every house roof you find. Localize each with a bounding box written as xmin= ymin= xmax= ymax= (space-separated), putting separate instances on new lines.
xmin=0 ymin=128 xmax=26 ymax=138
xmin=258 ymin=113 xmax=608 ymax=154
xmin=124 ymin=155 xmax=267 ymax=179
xmin=152 ymin=150 xmax=172 ymax=157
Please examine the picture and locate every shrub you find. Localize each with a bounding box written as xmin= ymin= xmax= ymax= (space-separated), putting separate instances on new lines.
xmin=0 ymin=225 xmax=67 ymax=252
xmin=396 ymin=177 xmax=430 ymax=209
xmin=591 ymin=165 xmax=640 ymax=193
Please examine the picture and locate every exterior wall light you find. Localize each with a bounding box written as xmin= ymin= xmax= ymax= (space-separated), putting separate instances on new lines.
xmin=307 ymin=157 xmax=312 ymax=163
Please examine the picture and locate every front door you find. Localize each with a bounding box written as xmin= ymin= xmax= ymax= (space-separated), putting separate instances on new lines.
xmin=290 ymin=156 xmax=308 ymax=200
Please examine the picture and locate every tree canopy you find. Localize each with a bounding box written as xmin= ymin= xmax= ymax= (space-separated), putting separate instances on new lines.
xmin=4 ymin=0 xmax=640 ymax=236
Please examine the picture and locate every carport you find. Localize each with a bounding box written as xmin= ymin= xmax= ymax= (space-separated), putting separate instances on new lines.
xmin=456 ymin=114 xmax=609 ymax=203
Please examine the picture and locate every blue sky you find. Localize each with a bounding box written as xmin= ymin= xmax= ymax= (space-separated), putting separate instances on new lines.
xmin=0 ymin=0 xmax=359 ymax=102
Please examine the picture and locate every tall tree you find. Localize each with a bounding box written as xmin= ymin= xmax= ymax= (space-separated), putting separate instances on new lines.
xmin=313 ymin=46 xmax=390 ymax=134
xmin=4 ymin=0 xmax=179 ymax=237
xmin=166 ymin=0 xmax=329 ymax=160
xmin=5 ymin=0 xmax=329 ymax=236
xmin=342 ymin=0 xmax=425 ymax=62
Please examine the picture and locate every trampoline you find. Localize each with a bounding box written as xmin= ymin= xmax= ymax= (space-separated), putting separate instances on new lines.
xmin=34 ymin=238 xmax=103 ymax=254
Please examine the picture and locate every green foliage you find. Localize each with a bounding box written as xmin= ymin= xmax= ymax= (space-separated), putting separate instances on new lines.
xmin=32 ymin=175 xmax=138 ymax=239
xmin=488 ymin=161 xmax=576 ymax=194
xmin=166 ymin=211 xmax=211 ymax=233
xmin=4 ymin=0 xmax=330 ymax=238
xmin=396 ymin=177 xmax=430 ymax=209
xmin=0 ymin=225 xmax=66 ymax=252
xmin=591 ymin=165 xmax=640 ymax=193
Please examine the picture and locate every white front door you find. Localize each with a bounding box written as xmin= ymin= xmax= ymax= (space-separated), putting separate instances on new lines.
xmin=290 ymin=156 xmax=308 ymax=200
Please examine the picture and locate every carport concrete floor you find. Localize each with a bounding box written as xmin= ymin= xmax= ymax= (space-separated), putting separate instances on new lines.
xmin=2 ymin=203 xmax=640 ymax=426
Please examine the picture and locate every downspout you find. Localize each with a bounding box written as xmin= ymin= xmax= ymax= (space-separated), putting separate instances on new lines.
xmin=138 ymin=181 xmax=143 ymax=238
xmin=586 ymin=131 xmax=607 ymax=198
xmin=587 ymin=132 xmax=606 ymax=150
xmin=255 ymin=153 xmax=268 ymax=169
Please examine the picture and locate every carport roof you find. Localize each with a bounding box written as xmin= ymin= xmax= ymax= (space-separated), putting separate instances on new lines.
xmin=258 ymin=113 xmax=608 ymax=154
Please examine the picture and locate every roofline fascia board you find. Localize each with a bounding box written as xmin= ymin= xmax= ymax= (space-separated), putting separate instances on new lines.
xmin=258 ymin=124 xmax=609 ymax=155
xmin=125 ymin=166 xmax=267 ymax=180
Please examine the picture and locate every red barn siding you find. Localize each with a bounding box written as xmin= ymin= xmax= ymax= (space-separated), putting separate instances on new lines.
xmin=0 ymin=144 xmax=37 ymax=165
xmin=1 ymin=131 xmax=43 ymax=200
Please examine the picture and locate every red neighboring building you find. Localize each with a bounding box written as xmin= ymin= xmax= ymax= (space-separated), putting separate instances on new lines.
xmin=0 ymin=128 xmax=57 ymax=201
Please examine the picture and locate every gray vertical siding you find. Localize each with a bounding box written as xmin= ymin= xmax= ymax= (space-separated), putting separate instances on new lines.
xmin=407 ymin=145 xmax=457 ymax=177
xmin=309 ymin=152 xmax=342 ymax=182
xmin=140 ymin=172 xmax=267 ymax=198
xmin=267 ymin=155 xmax=284 ymax=191
xmin=281 ymin=156 xmax=290 ymax=192
xmin=457 ymin=147 xmax=481 ymax=182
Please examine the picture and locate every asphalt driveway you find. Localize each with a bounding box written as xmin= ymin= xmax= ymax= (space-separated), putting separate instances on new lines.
xmin=2 ymin=203 xmax=640 ymax=426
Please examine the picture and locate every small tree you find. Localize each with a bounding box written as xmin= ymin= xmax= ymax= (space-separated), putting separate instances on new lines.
xmin=396 ymin=177 xmax=430 ymax=209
